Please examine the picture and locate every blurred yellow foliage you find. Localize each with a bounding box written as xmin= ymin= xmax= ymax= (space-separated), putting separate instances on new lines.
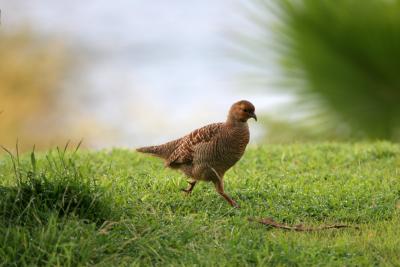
xmin=0 ymin=29 xmax=70 ymax=151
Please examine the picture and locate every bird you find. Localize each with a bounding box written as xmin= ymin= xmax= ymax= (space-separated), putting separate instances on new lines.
xmin=136 ymin=100 xmax=257 ymax=208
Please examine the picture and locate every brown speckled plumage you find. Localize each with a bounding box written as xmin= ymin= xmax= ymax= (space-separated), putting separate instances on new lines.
xmin=136 ymin=100 xmax=257 ymax=207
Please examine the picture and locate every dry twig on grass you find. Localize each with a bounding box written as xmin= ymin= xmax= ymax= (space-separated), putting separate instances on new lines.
xmin=249 ymin=217 xmax=359 ymax=232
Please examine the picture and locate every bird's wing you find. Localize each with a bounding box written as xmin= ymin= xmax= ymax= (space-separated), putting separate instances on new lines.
xmin=166 ymin=123 xmax=223 ymax=166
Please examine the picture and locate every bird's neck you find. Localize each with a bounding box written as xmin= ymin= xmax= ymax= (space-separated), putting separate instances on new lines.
xmin=226 ymin=116 xmax=247 ymax=127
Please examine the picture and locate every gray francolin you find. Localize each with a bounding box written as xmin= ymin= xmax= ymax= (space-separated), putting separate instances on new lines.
xmin=136 ymin=100 xmax=257 ymax=208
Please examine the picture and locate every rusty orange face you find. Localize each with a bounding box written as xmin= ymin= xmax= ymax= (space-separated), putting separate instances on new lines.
xmin=229 ymin=100 xmax=257 ymax=122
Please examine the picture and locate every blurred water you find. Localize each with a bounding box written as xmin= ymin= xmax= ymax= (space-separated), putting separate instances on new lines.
xmin=1 ymin=0 xmax=293 ymax=147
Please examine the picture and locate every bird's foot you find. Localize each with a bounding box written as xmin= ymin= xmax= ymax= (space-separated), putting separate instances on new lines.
xmin=181 ymin=181 xmax=197 ymax=195
xmin=181 ymin=188 xmax=192 ymax=195
xmin=230 ymin=200 xmax=240 ymax=209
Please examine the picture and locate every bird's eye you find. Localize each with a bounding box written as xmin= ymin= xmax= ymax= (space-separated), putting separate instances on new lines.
xmin=243 ymin=109 xmax=249 ymax=113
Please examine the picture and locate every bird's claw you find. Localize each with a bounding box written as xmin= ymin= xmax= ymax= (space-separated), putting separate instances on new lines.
xmin=230 ymin=200 xmax=240 ymax=209
xmin=181 ymin=188 xmax=192 ymax=195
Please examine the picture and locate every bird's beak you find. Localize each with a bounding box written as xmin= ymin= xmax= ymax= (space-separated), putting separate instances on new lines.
xmin=250 ymin=113 xmax=257 ymax=121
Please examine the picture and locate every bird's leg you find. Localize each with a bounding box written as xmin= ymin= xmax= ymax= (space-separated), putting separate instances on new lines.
xmin=213 ymin=179 xmax=239 ymax=208
xmin=207 ymin=167 xmax=239 ymax=208
xmin=181 ymin=180 xmax=197 ymax=194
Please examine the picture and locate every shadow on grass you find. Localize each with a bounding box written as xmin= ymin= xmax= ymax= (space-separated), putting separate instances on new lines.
xmin=0 ymin=180 xmax=112 ymax=227
xmin=0 ymin=143 xmax=115 ymax=227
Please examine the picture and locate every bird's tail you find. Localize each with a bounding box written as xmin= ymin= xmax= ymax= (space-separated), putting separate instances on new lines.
xmin=136 ymin=145 xmax=162 ymax=155
xmin=136 ymin=139 xmax=181 ymax=159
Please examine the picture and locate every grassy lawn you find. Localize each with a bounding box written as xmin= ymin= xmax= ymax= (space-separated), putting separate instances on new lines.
xmin=0 ymin=142 xmax=399 ymax=266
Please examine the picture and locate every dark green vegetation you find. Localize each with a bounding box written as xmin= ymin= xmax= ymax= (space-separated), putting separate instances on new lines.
xmin=1 ymin=143 xmax=399 ymax=266
xmin=246 ymin=0 xmax=400 ymax=141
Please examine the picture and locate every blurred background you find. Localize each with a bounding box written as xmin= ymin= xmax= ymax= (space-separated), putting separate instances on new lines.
xmin=1 ymin=0 xmax=400 ymax=152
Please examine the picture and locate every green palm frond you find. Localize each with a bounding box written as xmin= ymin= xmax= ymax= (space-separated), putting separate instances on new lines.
xmin=248 ymin=0 xmax=400 ymax=140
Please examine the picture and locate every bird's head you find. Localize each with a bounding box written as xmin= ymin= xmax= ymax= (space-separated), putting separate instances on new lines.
xmin=228 ymin=100 xmax=257 ymax=123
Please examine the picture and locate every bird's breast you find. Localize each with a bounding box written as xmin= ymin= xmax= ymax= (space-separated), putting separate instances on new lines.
xmin=213 ymin=125 xmax=249 ymax=170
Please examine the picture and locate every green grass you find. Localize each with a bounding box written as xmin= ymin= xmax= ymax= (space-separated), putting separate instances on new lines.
xmin=1 ymin=142 xmax=399 ymax=266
